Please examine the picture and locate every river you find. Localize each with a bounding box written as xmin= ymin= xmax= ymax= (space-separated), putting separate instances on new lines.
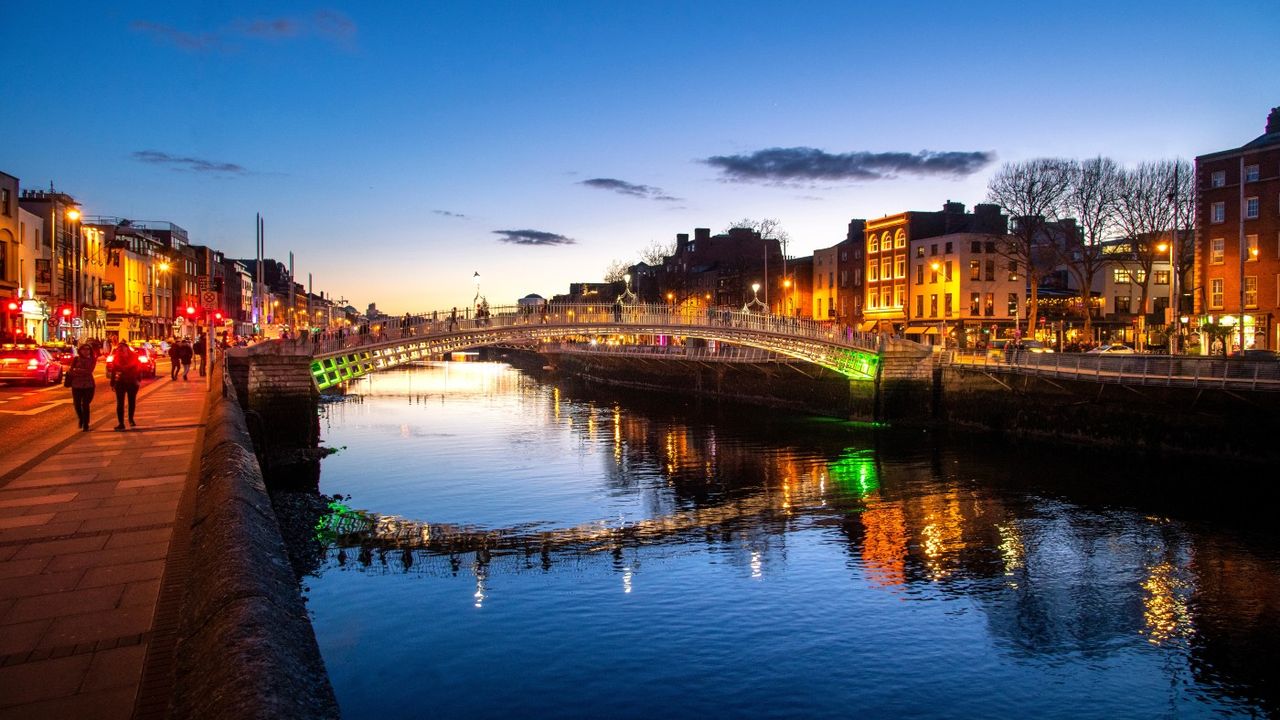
xmin=298 ymin=360 xmax=1280 ymax=719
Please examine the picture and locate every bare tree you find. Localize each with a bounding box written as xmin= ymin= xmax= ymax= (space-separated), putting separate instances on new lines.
xmin=1060 ymin=157 xmax=1123 ymax=342
xmin=639 ymin=239 xmax=675 ymax=266
xmin=724 ymin=218 xmax=789 ymax=244
xmin=603 ymin=259 xmax=628 ymax=283
xmin=1114 ymin=160 xmax=1180 ymax=350
xmin=1168 ymin=159 xmax=1195 ymax=317
xmin=985 ymin=158 xmax=1073 ymax=335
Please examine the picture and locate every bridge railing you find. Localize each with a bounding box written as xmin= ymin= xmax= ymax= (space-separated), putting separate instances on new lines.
xmin=941 ymin=350 xmax=1280 ymax=392
xmin=282 ymin=303 xmax=885 ymax=357
xmin=536 ymin=341 xmax=785 ymax=363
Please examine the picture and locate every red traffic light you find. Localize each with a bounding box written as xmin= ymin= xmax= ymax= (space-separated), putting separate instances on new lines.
xmin=214 ymin=311 xmax=223 ymax=321
xmin=61 ymin=307 xmax=73 ymax=318
xmin=186 ymin=305 xmax=197 ymax=316
xmin=5 ymin=301 xmax=17 ymax=312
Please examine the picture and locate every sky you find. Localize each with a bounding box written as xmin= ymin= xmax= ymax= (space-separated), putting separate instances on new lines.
xmin=5 ymin=0 xmax=1278 ymax=314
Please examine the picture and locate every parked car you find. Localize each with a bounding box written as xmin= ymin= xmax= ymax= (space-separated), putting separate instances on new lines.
xmin=1016 ymin=340 xmax=1054 ymax=354
xmin=42 ymin=343 xmax=75 ymax=366
xmin=0 ymin=346 xmax=64 ymax=385
xmin=1086 ymin=344 xmax=1136 ymax=355
xmin=105 ymin=345 xmax=159 ymax=379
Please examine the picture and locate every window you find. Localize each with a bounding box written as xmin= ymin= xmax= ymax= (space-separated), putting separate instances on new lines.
xmin=1246 ymin=165 xmax=1259 ymax=182
xmin=984 ymin=293 xmax=994 ymax=317
xmin=840 ymin=270 xmax=848 ymax=287
xmin=1008 ymin=261 xmax=1018 ymax=281
xmin=1246 ymin=197 xmax=1259 ymax=219
xmin=931 ymin=244 xmax=938 ymax=256
xmin=895 ymin=231 xmax=906 ymax=249
xmin=879 ymin=260 xmax=890 ymax=281
xmin=869 ymin=292 xmax=878 ymax=310
xmin=1211 ymin=202 xmax=1225 ymax=223
xmin=916 ymin=264 xmax=923 ymax=284
xmin=1210 ymin=278 xmax=1224 ymax=308
xmin=916 ymin=246 xmax=925 ymax=258
xmin=869 ymin=264 xmax=877 ymax=282
xmin=1 ymin=188 xmax=9 ymax=216
xmin=944 ymin=293 xmax=953 ymax=317
xmin=853 ymin=268 xmax=861 ymax=285
xmin=1114 ymin=295 xmax=1131 ymax=313
xmin=929 ymin=294 xmax=938 ymax=318
xmin=1135 ymin=269 xmax=1147 ymax=284
xmin=1211 ymin=170 xmax=1226 ymax=188
xmin=971 ymin=240 xmax=981 ymax=254
xmin=869 ymin=236 xmax=879 ymax=253
xmin=969 ymin=260 xmax=981 ymax=280
xmin=944 ymin=260 xmax=953 ymax=281
xmin=895 ymin=256 xmax=905 ymax=278
xmin=881 ymin=288 xmax=891 ymax=308
xmin=985 ymin=260 xmax=995 ymax=282
xmin=1211 ymin=238 xmax=1224 ymax=264
xmin=916 ymin=295 xmax=923 ymax=317
xmin=930 ymin=266 xmax=939 ymax=284
xmin=840 ymin=250 xmax=848 ymax=262
xmin=1154 ymin=270 xmax=1170 ymax=285
xmin=1114 ymin=268 xmax=1132 ymax=284
xmin=882 ymin=233 xmax=893 ymax=251
xmin=829 ymin=272 xmax=835 ymax=289
xmin=1247 ymin=234 xmax=1258 ymax=261
xmin=945 ymin=241 xmax=953 ymax=254
xmin=970 ymin=292 xmax=980 ymax=315
xmin=894 ymin=286 xmax=904 ymax=307
xmin=1007 ymin=293 xmax=1019 ymax=316
xmin=1245 ymin=276 xmax=1257 ymax=308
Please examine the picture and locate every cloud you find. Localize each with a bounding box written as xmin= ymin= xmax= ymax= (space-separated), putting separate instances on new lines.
xmin=579 ymin=178 xmax=680 ymax=202
xmin=130 ymin=21 xmax=220 ymax=52
xmin=703 ymin=147 xmax=996 ymax=184
xmin=132 ymin=150 xmax=249 ymax=175
xmin=493 ymin=229 xmax=576 ymax=246
xmin=433 ymin=210 xmax=468 ymax=219
xmin=132 ymin=10 xmax=357 ymax=52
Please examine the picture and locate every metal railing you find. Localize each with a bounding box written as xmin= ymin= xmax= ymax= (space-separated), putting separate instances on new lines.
xmin=940 ymin=350 xmax=1280 ymax=392
xmin=537 ymin=341 xmax=786 ymax=363
xmin=275 ymin=303 xmax=887 ymax=358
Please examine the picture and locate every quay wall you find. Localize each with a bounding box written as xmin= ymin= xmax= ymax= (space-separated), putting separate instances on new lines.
xmin=169 ymin=369 xmax=339 ymax=719
xmin=939 ymin=366 xmax=1280 ymax=463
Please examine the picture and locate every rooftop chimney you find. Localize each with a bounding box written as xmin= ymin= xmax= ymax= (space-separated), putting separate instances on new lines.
xmin=1268 ymin=106 xmax=1280 ymax=134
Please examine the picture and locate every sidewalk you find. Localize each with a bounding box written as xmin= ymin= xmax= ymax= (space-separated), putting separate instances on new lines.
xmin=0 ymin=370 xmax=213 ymax=720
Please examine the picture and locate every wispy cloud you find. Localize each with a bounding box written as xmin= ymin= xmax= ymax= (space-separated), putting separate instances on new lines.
xmin=433 ymin=210 xmax=468 ymax=219
xmin=579 ymin=178 xmax=680 ymax=202
xmin=132 ymin=150 xmax=249 ymax=175
xmin=703 ymin=147 xmax=996 ymax=184
xmin=130 ymin=21 xmax=220 ymax=52
xmin=132 ymin=10 xmax=357 ymax=53
xmin=493 ymin=229 xmax=576 ymax=246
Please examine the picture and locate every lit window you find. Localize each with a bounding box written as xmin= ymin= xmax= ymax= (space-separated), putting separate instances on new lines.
xmin=1008 ymin=261 xmax=1018 ymax=281
xmin=1211 ymin=238 xmax=1224 ymax=264
xmin=894 ymin=286 xmax=904 ymax=307
xmin=1154 ymin=270 xmax=1170 ymax=285
xmin=895 ymin=257 xmax=905 ymax=278
xmin=1210 ymin=278 xmax=1224 ymax=308
xmin=969 ymin=260 xmax=981 ymax=280
xmin=1114 ymin=268 xmax=1132 ymax=284
xmin=1211 ymin=202 xmax=1225 ymax=223
xmin=1247 ymin=234 xmax=1258 ymax=261
xmin=969 ymin=292 xmax=980 ymax=315
xmin=894 ymin=231 xmax=906 ymax=249
xmin=984 ymin=293 xmax=994 ymax=317
xmin=1007 ymin=293 xmax=1019 ymax=316
xmin=929 ymin=294 xmax=938 ymax=318
xmin=1245 ymin=276 xmax=1257 ymax=308
xmin=1114 ymin=295 xmax=1131 ymax=313
xmin=869 ymin=236 xmax=879 ymax=253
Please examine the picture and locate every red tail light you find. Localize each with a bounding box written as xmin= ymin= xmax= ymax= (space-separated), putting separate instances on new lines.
xmin=139 ymin=354 xmax=150 ymax=364
xmin=27 ymin=359 xmax=38 ymax=369
xmin=106 ymin=354 xmax=115 ymax=363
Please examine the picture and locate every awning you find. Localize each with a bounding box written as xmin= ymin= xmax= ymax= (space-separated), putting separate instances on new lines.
xmin=859 ymin=321 xmax=878 ymax=332
xmin=904 ymin=327 xmax=927 ymax=335
xmin=923 ymin=327 xmax=939 ymax=335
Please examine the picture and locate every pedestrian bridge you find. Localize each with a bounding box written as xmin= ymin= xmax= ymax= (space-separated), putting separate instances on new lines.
xmin=299 ymin=304 xmax=888 ymax=390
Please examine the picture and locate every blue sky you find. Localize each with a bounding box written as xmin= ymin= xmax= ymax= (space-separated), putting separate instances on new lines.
xmin=5 ymin=1 xmax=1277 ymax=313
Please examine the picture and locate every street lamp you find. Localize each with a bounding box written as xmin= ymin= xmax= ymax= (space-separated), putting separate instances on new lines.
xmin=64 ymin=208 xmax=82 ymax=342
xmin=930 ymin=261 xmax=951 ymax=348
xmin=743 ymin=282 xmax=766 ymax=313
xmin=783 ymin=277 xmax=793 ymax=316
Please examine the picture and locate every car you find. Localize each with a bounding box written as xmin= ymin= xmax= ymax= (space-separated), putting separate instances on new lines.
xmin=1086 ymin=344 xmax=1136 ymax=355
xmin=42 ymin=344 xmax=75 ymax=366
xmin=1016 ymin=340 xmax=1054 ymax=354
xmin=0 ymin=346 xmax=64 ymax=385
xmin=105 ymin=345 xmax=159 ymax=379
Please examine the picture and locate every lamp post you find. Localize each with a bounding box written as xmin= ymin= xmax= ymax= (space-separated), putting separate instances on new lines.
xmin=65 ymin=208 xmax=81 ymax=342
xmin=930 ymin=261 xmax=951 ymax=348
xmin=783 ymin=277 xmax=793 ymax=316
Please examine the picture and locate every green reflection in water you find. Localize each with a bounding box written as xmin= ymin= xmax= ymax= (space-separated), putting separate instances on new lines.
xmin=827 ymin=448 xmax=879 ymax=496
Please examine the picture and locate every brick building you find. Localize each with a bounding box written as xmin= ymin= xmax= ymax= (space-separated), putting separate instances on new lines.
xmin=1194 ymin=107 xmax=1280 ymax=352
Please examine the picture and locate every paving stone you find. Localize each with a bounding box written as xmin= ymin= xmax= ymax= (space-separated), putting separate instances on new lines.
xmin=5 ymin=585 xmax=126 ymax=624
xmin=0 ymin=618 xmax=51 ymax=655
xmin=0 ymin=493 xmax=78 ymax=510
xmin=44 ymin=542 xmax=171 ymax=573
xmin=0 ymin=569 xmax=85 ymax=600
xmin=0 ymin=653 xmax=93 ymax=708
xmin=79 ymin=644 xmax=146 ymax=692
xmin=78 ymin=560 xmax=165 ymax=590
xmin=0 ymin=514 xmax=55 ymax=530
xmin=77 ymin=511 xmax=176 ymax=534
xmin=10 ymin=535 xmax=108 ymax=560
xmin=103 ymin=528 xmax=172 ymax=550
xmin=39 ymin=603 xmax=155 ymax=649
xmin=0 ymin=686 xmax=136 ymax=720
xmin=0 ymin=556 xmax=52 ymax=579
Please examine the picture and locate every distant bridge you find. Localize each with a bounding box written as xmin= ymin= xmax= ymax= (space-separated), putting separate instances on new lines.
xmin=297 ymin=304 xmax=887 ymax=390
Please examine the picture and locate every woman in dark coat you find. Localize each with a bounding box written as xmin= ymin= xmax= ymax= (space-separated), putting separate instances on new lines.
xmin=110 ymin=343 xmax=142 ymax=430
xmin=68 ymin=344 xmax=97 ymax=431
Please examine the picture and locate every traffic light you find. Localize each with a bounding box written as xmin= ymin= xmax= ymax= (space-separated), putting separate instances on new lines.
xmin=5 ymin=300 xmax=17 ymax=312
xmin=60 ymin=306 xmax=74 ymax=319
xmin=186 ymin=305 xmax=197 ymax=317
xmin=214 ymin=311 xmax=223 ymax=322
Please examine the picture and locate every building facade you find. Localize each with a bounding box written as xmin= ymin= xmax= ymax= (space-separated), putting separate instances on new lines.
xmin=1194 ymin=107 xmax=1280 ymax=352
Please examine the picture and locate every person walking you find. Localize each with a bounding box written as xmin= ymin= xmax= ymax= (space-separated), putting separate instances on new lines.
xmin=169 ymin=338 xmax=182 ymax=380
xmin=110 ymin=342 xmax=142 ymax=430
xmin=67 ymin=343 xmax=97 ymax=431
xmin=179 ymin=339 xmax=193 ymax=381
xmin=193 ymin=334 xmax=207 ymax=377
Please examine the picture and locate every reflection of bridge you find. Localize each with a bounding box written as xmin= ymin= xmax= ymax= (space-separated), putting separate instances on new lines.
xmin=300 ymin=304 xmax=887 ymax=390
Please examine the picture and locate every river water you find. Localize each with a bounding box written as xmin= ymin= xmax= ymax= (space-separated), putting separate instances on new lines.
xmin=302 ymin=361 xmax=1280 ymax=719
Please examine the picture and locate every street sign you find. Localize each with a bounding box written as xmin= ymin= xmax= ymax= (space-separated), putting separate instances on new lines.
xmin=200 ymin=290 xmax=218 ymax=309
xmin=198 ymin=275 xmax=211 ymax=292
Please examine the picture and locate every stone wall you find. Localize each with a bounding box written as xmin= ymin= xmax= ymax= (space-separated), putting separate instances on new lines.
xmin=169 ymin=373 xmax=340 ymax=719
xmin=226 ymin=349 xmax=319 ymax=468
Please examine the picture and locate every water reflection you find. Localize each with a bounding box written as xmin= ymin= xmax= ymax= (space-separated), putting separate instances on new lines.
xmin=307 ymin=363 xmax=1280 ymax=718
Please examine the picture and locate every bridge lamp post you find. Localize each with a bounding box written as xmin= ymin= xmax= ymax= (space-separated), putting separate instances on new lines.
xmin=783 ymin=278 xmax=793 ymax=316
xmin=930 ymin=261 xmax=951 ymax=349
